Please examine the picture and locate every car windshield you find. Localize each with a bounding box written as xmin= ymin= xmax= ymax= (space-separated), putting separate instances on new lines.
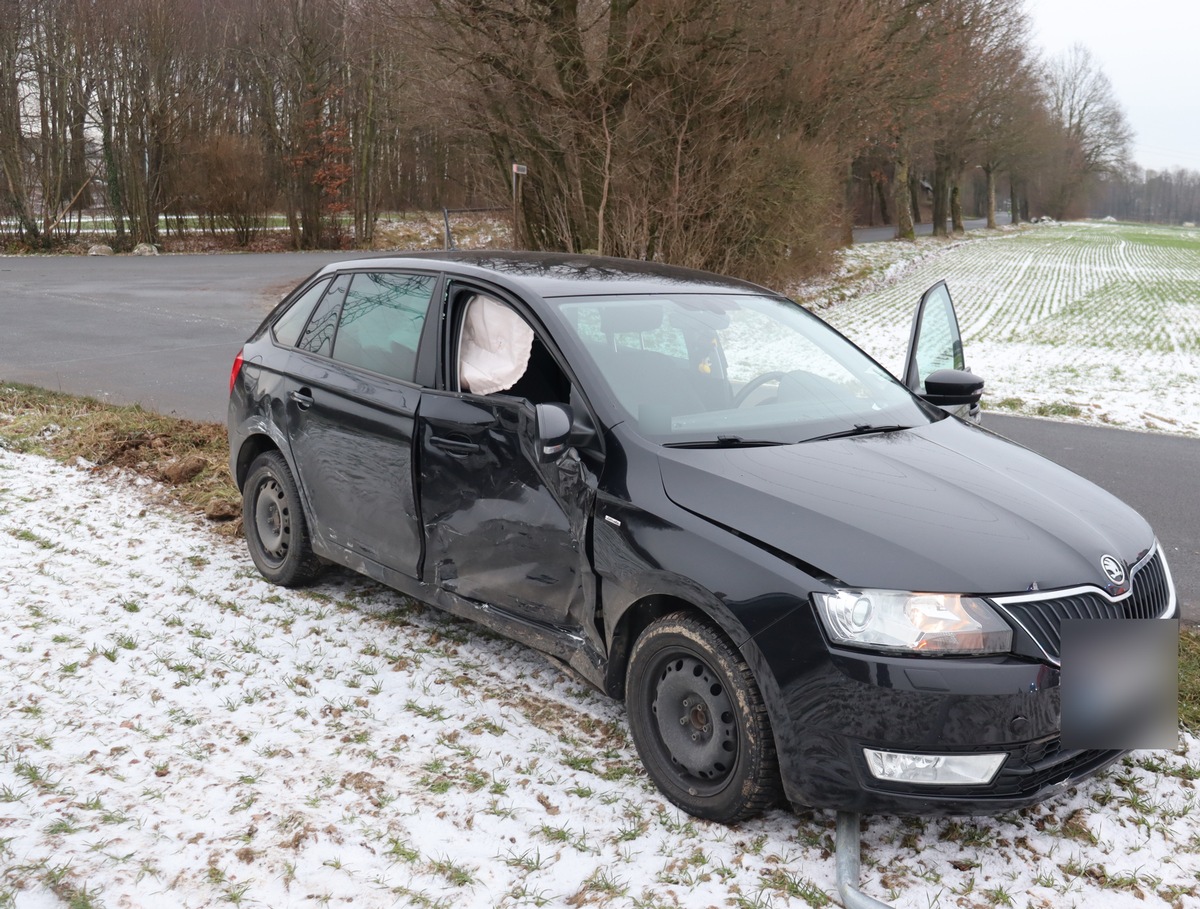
xmin=552 ymin=292 xmax=935 ymax=444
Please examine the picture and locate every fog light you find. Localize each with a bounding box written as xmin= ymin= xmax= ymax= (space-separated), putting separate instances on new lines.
xmin=864 ymin=749 xmax=1005 ymax=785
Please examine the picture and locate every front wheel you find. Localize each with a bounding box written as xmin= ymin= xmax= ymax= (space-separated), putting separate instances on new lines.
xmin=242 ymin=451 xmax=321 ymax=587
xmin=626 ymin=612 xmax=782 ymax=823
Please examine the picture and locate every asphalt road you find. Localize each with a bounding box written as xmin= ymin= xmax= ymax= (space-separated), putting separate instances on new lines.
xmin=0 ymin=252 xmax=355 ymax=420
xmin=1 ymin=253 xmax=1194 ymax=623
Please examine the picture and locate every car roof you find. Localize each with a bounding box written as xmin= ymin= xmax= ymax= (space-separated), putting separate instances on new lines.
xmin=316 ymin=250 xmax=772 ymax=298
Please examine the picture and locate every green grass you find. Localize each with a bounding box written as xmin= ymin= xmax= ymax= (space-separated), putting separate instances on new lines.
xmin=1033 ymin=401 xmax=1083 ymax=418
xmin=989 ymin=396 xmax=1026 ymax=411
xmin=1181 ymin=631 xmax=1200 ymax=731
xmin=1116 ymin=225 xmax=1200 ymax=251
xmin=826 ymin=221 xmax=1200 ymax=370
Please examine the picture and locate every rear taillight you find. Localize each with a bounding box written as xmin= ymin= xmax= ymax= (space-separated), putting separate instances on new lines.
xmin=229 ymin=349 xmax=244 ymax=395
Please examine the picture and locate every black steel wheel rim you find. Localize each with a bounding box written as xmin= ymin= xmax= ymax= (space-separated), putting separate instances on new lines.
xmin=253 ymin=476 xmax=290 ymax=566
xmin=648 ymin=651 xmax=738 ymax=793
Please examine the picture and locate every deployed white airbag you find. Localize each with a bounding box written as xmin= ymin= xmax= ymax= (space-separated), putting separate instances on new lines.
xmin=459 ymin=295 xmax=534 ymax=395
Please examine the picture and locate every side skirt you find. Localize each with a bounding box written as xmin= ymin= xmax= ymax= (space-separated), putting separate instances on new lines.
xmin=310 ymin=536 xmax=609 ymax=692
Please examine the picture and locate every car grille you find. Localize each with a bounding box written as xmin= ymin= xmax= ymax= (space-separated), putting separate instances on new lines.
xmin=994 ymin=549 xmax=1172 ymax=662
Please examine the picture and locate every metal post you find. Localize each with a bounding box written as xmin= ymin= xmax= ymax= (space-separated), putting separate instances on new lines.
xmin=511 ymin=163 xmax=527 ymax=249
xmin=835 ymin=812 xmax=895 ymax=909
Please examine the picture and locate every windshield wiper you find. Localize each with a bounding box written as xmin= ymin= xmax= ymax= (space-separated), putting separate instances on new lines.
xmin=663 ymin=435 xmax=785 ymax=449
xmin=800 ymin=424 xmax=911 ymax=444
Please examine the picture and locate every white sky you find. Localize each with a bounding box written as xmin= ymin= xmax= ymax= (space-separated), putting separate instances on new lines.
xmin=1027 ymin=0 xmax=1200 ymax=173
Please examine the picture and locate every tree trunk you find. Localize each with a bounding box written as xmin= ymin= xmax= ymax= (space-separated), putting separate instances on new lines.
xmin=98 ymin=93 xmax=127 ymax=245
xmin=894 ymin=153 xmax=915 ymax=241
xmin=984 ymin=165 xmax=997 ymax=229
xmin=932 ymin=152 xmax=951 ymax=237
xmin=842 ymin=164 xmax=855 ymax=245
xmin=950 ymin=173 xmax=964 ymax=233
xmin=908 ymin=171 xmax=922 ymax=225
xmin=0 ymin=12 xmax=41 ymax=243
xmin=1009 ymin=177 xmax=1020 ymax=224
xmin=352 ymin=34 xmax=379 ymax=247
xmin=875 ymin=176 xmax=891 ymax=225
xmin=0 ymin=166 xmax=40 ymax=241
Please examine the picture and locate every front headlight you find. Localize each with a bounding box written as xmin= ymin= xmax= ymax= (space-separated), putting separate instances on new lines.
xmin=813 ymin=589 xmax=1012 ymax=654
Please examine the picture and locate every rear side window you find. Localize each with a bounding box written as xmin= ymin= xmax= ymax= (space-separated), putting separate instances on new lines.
xmin=331 ymin=272 xmax=435 ymax=382
xmin=272 ymin=278 xmax=330 ymax=347
xmin=298 ymin=274 xmax=351 ymax=357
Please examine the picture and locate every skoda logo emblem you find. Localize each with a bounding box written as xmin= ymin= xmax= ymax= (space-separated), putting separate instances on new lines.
xmin=1100 ymin=555 xmax=1125 ymax=585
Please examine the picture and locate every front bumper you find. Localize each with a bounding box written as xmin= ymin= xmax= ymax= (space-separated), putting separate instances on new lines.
xmin=771 ymin=647 xmax=1125 ymax=815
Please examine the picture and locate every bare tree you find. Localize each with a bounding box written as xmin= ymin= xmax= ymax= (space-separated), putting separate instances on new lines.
xmin=1041 ymin=44 xmax=1132 ymax=219
xmin=0 ymin=0 xmax=42 ymax=242
xmin=919 ymin=0 xmax=1027 ymax=236
xmin=0 ymin=0 xmax=1158 ymax=265
xmin=398 ymin=0 xmax=956 ymax=278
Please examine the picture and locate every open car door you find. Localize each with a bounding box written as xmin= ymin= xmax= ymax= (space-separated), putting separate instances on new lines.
xmin=902 ymin=281 xmax=983 ymax=423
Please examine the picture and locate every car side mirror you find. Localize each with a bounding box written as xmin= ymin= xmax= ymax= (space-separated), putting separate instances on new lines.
xmin=920 ymin=368 xmax=984 ymax=407
xmin=535 ymin=402 xmax=574 ymax=462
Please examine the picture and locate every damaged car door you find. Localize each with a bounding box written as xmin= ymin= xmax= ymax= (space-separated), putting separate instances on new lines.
xmin=416 ymin=288 xmax=597 ymax=629
xmin=281 ymin=270 xmax=437 ymax=577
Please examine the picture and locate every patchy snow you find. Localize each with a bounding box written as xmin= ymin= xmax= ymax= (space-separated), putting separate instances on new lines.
xmin=1 ymin=450 xmax=1198 ymax=908
xmin=799 ymin=223 xmax=1200 ymax=437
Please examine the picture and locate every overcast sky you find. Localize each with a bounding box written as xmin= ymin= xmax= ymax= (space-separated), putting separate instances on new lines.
xmin=1027 ymin=0 xmax=1200 ymax=172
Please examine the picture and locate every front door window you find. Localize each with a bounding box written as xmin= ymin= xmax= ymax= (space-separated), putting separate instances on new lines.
xmin=458 ymin=294 xmax=534 ymax=394
xmin=904 ymin=282 xmax=965 ymax=393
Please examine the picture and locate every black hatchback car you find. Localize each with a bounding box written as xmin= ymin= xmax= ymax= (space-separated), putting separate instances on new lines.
xmin=228 ymin=252 xmax=1177 ymax=822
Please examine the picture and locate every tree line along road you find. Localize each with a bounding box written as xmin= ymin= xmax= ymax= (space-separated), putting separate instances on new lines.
xmin=1 ymin=253 xmax=1194 ymax=625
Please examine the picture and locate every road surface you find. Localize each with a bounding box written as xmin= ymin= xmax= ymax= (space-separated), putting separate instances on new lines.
xmin=0 ymin=252 xmax=352 ymax=419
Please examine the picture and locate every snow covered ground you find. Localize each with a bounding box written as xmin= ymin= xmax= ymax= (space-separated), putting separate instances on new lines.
xmin=1 ymin=450 xmax=1198 ymax=908
xmin=803 ymin=222 xmax=1200 ymax=438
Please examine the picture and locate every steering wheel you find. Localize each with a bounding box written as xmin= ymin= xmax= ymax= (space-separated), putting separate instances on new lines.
xmin=732 ymin=371 xmax=788 ymax=407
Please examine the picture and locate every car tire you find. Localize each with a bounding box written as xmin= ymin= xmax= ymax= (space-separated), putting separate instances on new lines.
xmin=626 ymin=612 xmax=782 ymax=823
xmin=242 ymin=451 xmax=322 ymax=587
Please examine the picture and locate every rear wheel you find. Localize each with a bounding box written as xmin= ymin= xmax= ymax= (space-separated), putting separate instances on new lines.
xmin=626 ymin=612 xmax=781 ymax=823
xmin=243 ymin=451 xmax=321 ymax=587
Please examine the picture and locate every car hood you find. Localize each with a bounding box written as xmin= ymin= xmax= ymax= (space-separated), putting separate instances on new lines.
xmin=657 ymin=419 xmax=1153 ymax=594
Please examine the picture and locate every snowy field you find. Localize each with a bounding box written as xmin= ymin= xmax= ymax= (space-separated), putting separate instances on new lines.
xmin=805 ymin=222 xmax=1200 ymax=438
xmin=1 ymin=450 xmax=1198 ymax=908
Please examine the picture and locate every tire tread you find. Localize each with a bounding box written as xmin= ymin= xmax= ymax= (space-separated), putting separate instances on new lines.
xmin=627 ymin=610 xmax=783 ymax=823
xmin=243 ymin=451 xmax=322 ymax=587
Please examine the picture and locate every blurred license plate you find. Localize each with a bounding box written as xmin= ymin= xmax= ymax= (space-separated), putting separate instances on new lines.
xmin=1060 ymin=619 xmax=1178 ymax=750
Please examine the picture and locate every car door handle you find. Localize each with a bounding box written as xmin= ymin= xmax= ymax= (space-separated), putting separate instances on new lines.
xmin=430 ymin=436 xmax=481 ymax=456
xmin=290 ymin=388 xmax=314 ymax=410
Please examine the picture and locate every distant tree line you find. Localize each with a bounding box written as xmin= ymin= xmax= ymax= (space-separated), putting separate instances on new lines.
xmin=0 ymin=0 xmax=1140 ymax=280
xmin=1089 ymin=167 xmax=1200 ymax=225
